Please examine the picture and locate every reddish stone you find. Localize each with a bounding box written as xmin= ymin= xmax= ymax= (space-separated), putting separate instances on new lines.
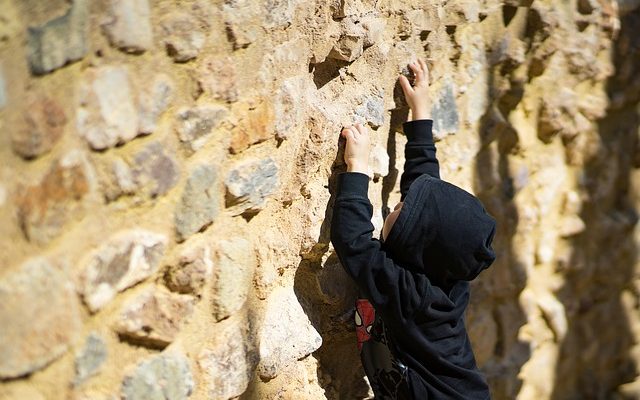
xmin=229 ymin=101 xmax=275 ymax=154
xmin=12 ymin=94 xmax=67 ymax=159
xmin=16 ymin=151 xmax=92 ymax=244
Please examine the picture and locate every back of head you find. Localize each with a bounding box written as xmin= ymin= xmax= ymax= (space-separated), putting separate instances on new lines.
xmin=383 ymin=175 xmax=496 ymax=286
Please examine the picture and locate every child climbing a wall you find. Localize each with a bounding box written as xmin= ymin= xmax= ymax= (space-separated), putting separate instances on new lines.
xmin=330 ymin=58 xmax=497 ymax=399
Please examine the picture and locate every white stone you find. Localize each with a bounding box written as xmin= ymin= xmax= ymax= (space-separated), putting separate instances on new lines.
xmin=77 ymin=66 xmax=139 ymax=150
xmin=80 ymin=229 xmax=168 ymax=312
xmin=102 ymin=0 xmax=153 ymax=53
xmin=258 ymin=286 xmax=322 ymax=379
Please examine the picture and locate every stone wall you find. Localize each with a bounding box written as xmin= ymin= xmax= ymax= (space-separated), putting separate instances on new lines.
xmin=0 ymin=0 xmax=639 ymax=399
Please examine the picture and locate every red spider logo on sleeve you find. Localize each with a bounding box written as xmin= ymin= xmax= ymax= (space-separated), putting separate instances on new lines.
xmin=355 ymin=299 xmax=376 ymax=351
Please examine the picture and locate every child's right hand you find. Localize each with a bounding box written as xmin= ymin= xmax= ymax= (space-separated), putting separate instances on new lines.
xmin=398 ymin=58 xmax=432 ymax=121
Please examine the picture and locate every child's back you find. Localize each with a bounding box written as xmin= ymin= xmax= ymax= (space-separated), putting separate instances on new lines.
xmin=330 ymin=59 xmax=496 ymax=399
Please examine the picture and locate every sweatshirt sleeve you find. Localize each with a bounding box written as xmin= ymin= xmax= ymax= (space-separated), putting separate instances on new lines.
xmin=330 ymin=172 xmax=435 ymax=322
xmin=400 ymin=119 xmax=440 ymax=201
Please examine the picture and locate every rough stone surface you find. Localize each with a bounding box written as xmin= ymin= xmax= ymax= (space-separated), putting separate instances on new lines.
xmin=113 ymin=286 xmax=195 ymax=348
xmin=80 ymin=229 xmax=168 ymax=312
xmin=12 ymin=93 xmax=67 ymax=159
xmin=211 ymin=237 xmax=256 ymax=321
xmin=175 ymin=105 xmax=228 ymax=152
xmin=121 ymin=352 xmax=194 ymax=400
xmin=74 ymin=333 xmax=108 ymax=386
xmin=229 ymin=101 xmax=275 ymax=154
xmin=0 ymin=66 xmax=6 ymax=108
xmin=102 ymin=0 xmax=153 ymax=53
xmin=164 ymin=242 xmax=213 ymax=295
xmin=26 ymin=0 xmax=89 ymax=74
xmin=76 ymin=66 xmax=140 ymax=150
xmin=258 ymin=286 xmax=323 ymax=379
xmin=132 ymin=141 xmax=180 ymax=198
xmin=431 ymin=84 xmax=459 ymax=140
xmin=370 ymin=144 xmax=389 ymax=179
xmin=328 ymin=34 xmax=364 ymax=62
xmin=354 ymin=89 xmax=385 ymax=128
xmin=3 ymin=2 xmax=640 ymax=399
xmin=222 ymin=0 xmax=261 ymax=50
xmin=138 ymin=74 xmax=174 ymax=134
xmin=0 ymin=258 xmax=81 ymax=378
xmin=198 ymin=324 xmax=257 ymax=399
xmin=224 ymin=157 xmax=279 ymax=216
xmin=175 ymin=164 xmax=219 ymax=241
xmin=161 ymin=13 xmax=205 ymax=62
xmin=16 ymin=150 xmax=94 ymax=244
xmin=198 ymin=55 xmax=238 ymax=103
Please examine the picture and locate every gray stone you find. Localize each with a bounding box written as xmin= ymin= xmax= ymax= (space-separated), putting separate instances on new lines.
xmin=121 ymin=352 xmax=194 ymax=400
xmin=0 ymin=258 xmax=81 ymax=378
xmin=76 ymin=66 xmax=140 ymax=150
xmin=133 ymin=142 xmax=180 ymax=198
xmin=198 ymin=324 xmax=257 ymax=399
xmin=80 ymin=229 xmax=168 ymax=312
xmin=211 ymin=237 xmax=256 ymax=321
xmin=74 ymin=333 xmax=108 ymax=386
xmin=431 ymin=84 xmax=459 ymax=140
xmin=161 ymin=13 xmax=205 ymax=62
xmin=164 ymin=242 xmax=213 ymax=295
xmin=224 ymin=157 xmax=279 ymax=216
xmin=102 ymin=0 xmax=153 ymax=53
xmin=12 ymin=93 xmax=67 ymax=159
xmin=139 ymin=74 xmax=174 ymax=134
xmin=354 ymin=89 xmax=385 ymax=128
xmin=175 ymin=105 xmax=228 ymax=152
xmin=0 ymin=66 xmax=6 ymax=108
xmin=16 ymin=150 xmax=95 ymax=244
xmin=175 ymin=165 xmax=219 ymax=241
xmin=113 ymin=286 xmax=195 ymax=349
xmin=258 ymin=286 xmax=322 ymax=379
xmin=26 ymin=0 xmax=89 ymax=74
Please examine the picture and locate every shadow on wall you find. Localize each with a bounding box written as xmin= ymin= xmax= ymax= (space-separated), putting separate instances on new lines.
xmin=292 ymin=134 xmax=370 ymax=399
xmin=551 ymin=9 xmax=640 ymax=399
xmin=470 ymin=28 xmax=530 ymax=399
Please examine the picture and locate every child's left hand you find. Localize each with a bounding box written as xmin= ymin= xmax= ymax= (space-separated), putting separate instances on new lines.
xmin=341 ymin=123 xmax=370 ymax=174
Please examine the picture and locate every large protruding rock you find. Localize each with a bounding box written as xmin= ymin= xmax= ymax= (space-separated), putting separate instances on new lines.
xmin=0 ymin=258 xmax=81 ymax=379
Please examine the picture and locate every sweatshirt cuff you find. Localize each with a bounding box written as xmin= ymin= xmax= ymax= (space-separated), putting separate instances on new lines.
xmin=336 ymin=172 xmax=370 ymax=199
xmin=402 ymin=119 xmax=434 ymax=144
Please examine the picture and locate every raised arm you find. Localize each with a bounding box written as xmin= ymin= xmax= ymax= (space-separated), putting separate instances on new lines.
xmin=397 ymin=58 xmax=439 ymax=200
xmin=330 ymin=172 xmax=443 ymax=322
xmin=399 ymin=119 xmax=440 ymax=201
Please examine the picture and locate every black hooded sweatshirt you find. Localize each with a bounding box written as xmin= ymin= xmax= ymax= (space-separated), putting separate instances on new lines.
xmin=330 ymin=119 xmax=496 ymax=399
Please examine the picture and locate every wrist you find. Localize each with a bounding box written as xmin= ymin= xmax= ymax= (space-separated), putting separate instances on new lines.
xmin=346 ymin=163 xmax=369 ymax=174
xmin=411 ymin=109 xmax=431 ymax=121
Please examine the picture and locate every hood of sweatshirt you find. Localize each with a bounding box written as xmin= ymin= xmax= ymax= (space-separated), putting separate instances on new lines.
xmin=382 ymin=175 xmax=496 ymax=286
